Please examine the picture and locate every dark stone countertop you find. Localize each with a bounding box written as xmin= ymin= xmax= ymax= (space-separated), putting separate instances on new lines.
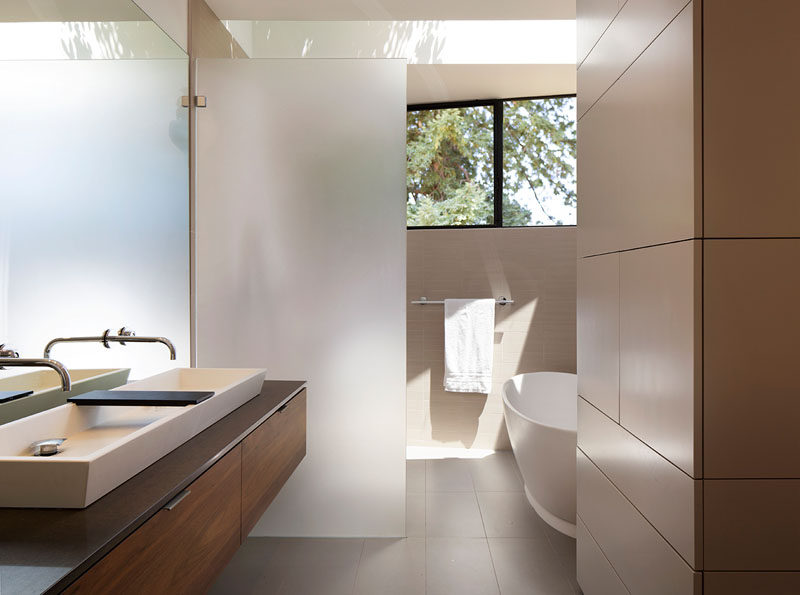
xmin=0 ymin=380 xmax=306 ymax=595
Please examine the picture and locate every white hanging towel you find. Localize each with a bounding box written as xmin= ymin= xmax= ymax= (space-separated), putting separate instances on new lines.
xmin=443 ymin=298 xmax=495 ymax=394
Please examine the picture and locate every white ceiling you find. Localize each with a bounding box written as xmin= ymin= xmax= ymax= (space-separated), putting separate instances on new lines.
xmin=407 ymin=64 xmax=575 ymax=104
xmin=206 ymin=0 xmax=574 ymax=21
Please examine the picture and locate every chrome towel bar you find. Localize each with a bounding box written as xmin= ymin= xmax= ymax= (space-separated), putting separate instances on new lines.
xmin=410 ymin=296 xmax=514 ymax=306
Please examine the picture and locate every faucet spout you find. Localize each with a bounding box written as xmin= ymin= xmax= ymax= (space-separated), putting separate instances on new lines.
xmin=43 ymin=328 xmax=176 ymax=361
xmin=151 ymin=337 xmax=177 ymax=360
xmin=0 ymin=345 xmax=71 ymax=391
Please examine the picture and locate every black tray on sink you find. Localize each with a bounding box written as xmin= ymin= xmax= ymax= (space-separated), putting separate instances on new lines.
xmin=68 ymin=390 xmax=214 ymax=406
xmin=0 ymin=390 xmax=34 ymax=404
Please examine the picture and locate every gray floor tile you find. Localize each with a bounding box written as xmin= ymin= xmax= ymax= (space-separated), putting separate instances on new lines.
xmin=209 ymin=537 xmax=275 ymax=595
xmin=426 ymin=458 xmax=475 ymax=492
xmin=426 ymin=538 xmax=500 ymax=595
xmin=407 ymin=492 xmax=426 ymax=538
xmin=488 ymin=538 xmax=575 ymax=595
xmin=212 ymin=455 xmax=577 ymax=595
xmin=543 ymin=523 xmax=577 ymax=562
xmin=209 ymin=537 xmax=364 ymax=595
xmin=407 ymin=460 xmax=426 ymax=493
xmin=477 ymin=491 xmax=550 ymax=538
xmin=427 ymin=492 xmax=486 ymax=537
xmin=354 ymin=538 xmax=425 ymax=595
xmin=468 ymin=451 xmax=524 ymax=492
xmin=542 ymin=524 xmax=579 ymax=594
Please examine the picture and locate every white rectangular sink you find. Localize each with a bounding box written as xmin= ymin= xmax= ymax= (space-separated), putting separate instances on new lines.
xmin=0 ymin=368 xmax=266 ymax=508
xmin=0 ymin=369 xmax=131 ymax=426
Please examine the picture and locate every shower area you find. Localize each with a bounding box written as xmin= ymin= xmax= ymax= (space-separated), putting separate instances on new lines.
xmin=400 ymin=90 xmax=580 ymax=591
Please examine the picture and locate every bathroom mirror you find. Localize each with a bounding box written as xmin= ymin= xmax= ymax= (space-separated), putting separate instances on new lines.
xmin=0 ymin=0 xmax=190 ymax=381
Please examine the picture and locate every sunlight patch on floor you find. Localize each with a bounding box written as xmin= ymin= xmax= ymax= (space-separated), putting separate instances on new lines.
xmin=406 ymin=445 xmax=495 ymax=460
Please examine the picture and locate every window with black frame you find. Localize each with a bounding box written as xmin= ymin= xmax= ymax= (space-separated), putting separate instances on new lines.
xmin=406 ymin=96 xmax=576 ymax=228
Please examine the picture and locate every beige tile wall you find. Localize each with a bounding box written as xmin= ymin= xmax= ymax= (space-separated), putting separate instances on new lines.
xmin=407 ymin=227 xmax=576 ymax=450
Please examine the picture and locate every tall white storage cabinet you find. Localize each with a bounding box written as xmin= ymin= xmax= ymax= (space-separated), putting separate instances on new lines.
xmin=195 ymin=58 xmax=407 ymax=537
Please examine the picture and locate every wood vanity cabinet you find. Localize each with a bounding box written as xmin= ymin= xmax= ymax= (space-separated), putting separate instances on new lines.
xmin=242 ymin=389 xmax=307 ymax=536
xmin=64 ymin=445 xmax=242 ymax=595
xmin=63 ymin=389 xmax=306 ymax=594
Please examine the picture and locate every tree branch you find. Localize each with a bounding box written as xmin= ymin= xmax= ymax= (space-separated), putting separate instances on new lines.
xmin=505 ymin=128 xmax=558 ymax=223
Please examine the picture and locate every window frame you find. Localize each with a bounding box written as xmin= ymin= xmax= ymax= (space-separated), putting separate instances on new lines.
xmin=406 ymin=93 xmax=577 ymax=230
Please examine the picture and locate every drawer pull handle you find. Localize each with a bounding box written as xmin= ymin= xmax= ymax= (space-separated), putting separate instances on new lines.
xmin=164 ymin=489 xmax=191 ymax=511
xmin=277 ymin=403 xmax=288 ymax=413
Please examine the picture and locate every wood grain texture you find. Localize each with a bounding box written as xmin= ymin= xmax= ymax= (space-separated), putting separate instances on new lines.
xmin=64 ymin=445 xmax=242 ymax=595
xmin=242 ymin=389 xmax=307 ymax=536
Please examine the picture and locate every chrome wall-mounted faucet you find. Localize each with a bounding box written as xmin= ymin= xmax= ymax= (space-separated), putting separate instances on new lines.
xmin=43 ymin=327 xmax=177 ymax=361
xmin=0 ymin=344 xmax=72 ymax=391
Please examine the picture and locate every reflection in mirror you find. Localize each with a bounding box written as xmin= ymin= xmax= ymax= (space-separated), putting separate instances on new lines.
xmin=0 ymin=0 xmax=190 ymax=407
xmin=0 ymin=0 xmax=186 ymax=60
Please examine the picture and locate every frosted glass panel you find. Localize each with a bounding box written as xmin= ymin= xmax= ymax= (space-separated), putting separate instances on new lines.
xmin=0 ymin=59 xmax=189 ymax=379
xmin=196 ymin=59 xmax=406 ymax=536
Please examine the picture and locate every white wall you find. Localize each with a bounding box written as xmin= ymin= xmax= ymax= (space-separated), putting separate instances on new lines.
xmin=237 ymin=20 xmax=575 ymax=64
xmin=195 ymin=58 xmax=407 ymax=536
xmin=223 ymin=20 xmax=577 ymax=103
xmin=0 ymin=21 xmax=186 ymax=59
xmin=206 ymin=0 xmax=575 ymax=21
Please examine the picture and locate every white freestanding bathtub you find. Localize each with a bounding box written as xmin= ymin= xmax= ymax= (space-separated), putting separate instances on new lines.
xmin=502 ymin=372 xmax=577 ymax=537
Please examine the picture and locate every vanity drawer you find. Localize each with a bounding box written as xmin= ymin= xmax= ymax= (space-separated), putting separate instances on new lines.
xmin=64 ymin=445 xmax=242 ymax=595
xmin=242 ymin=389 xmax=307 ymax=536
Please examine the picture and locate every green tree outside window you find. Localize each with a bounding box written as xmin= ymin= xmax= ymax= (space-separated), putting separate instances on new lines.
xmin=406 ymin=97 xmax=576 ymax=227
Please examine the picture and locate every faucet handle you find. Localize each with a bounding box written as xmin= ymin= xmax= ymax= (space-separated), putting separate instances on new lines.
xmin=0 ymin=344 xmax=20 ymax=358
xmin=117 ymin=327 xmax=135 ymax=346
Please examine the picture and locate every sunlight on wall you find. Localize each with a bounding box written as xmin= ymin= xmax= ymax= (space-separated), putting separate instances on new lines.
xmin=0 ymin=21 xmax=186 ymax=60
xmin=224 ymin=20 xmax=576 ymax=65
xmin=407 ymin=229 xmax=576 ymax=450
